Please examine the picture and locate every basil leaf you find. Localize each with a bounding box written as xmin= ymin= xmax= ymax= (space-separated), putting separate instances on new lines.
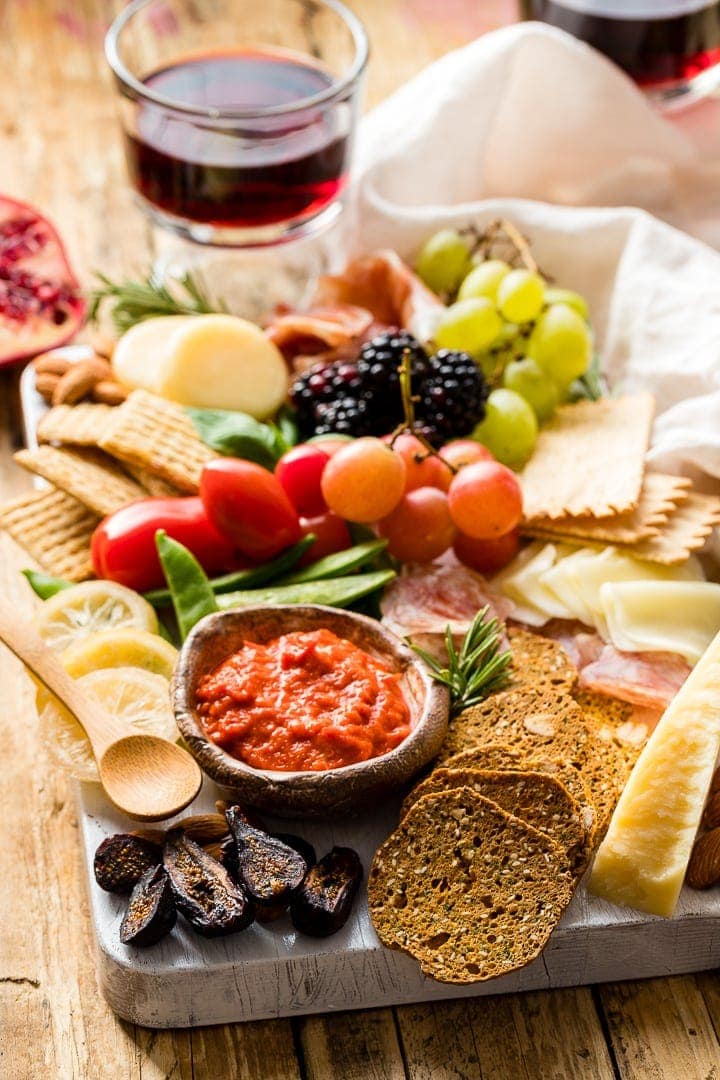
xmin=185 ymin=407 xmax=283 ymax=469
xmin=274 ymin=405 xmax=300 ymax=452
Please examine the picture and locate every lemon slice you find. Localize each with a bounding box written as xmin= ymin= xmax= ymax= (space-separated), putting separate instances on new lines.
xmin=37 ymin=581 xmax=158 ymax=653
xmin=39 ymin=666 xmax=177 ymax=782
xmin=61 ymin=628 xmax=178 ymax=680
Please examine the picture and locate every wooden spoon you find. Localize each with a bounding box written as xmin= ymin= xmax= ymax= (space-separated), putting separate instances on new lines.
xmin=0 ymin=602 xmax=203 ymax=821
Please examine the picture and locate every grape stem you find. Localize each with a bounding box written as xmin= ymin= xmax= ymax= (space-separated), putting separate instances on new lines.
xmin=461 ymin=218 xmax=542 ymax=276
xmin=389 ymin=350 xmax=457 ymax=475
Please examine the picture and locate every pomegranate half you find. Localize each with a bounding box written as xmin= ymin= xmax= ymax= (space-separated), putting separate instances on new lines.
xmin=0 ymin=195 xmax=85 ymax=368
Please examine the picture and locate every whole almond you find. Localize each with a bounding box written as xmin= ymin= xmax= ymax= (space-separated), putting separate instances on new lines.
xmin=702 ymin=787 xmax=720 ymax=831
xmin=34 ymin=353 xmax=71 ymax=377
xmin=686 ymin=827 xmax=720 ymax=889
xmin=34 ymin=372 xmax=60 ymax=402
xmin=52 ymin=359 xmax=112 ymax=406
xmin=176 ymin=813 xmax=230 ymax=844
xmin=91 ymin=380 xmax=128 ymax=406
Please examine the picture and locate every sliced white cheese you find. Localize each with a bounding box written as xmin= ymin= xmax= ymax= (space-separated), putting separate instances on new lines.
xmin=112 ymin=315 xmax=194 ymax=392
xmin=492 ymin=542 xmax=575 ymax=625
xmin=539 ymin=547 xmax=600 ymax=627
xmin=600 ymin=580 xmax=720 ymax=665
xmin=589 ymin=628 xmax=720 ymax=917
xmin=156 ymin=314 xmax=289 ymax=419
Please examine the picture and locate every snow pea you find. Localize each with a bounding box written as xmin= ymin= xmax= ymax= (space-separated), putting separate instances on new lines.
xmin=22 ymin=569 xmax=73 ymax=600
xmin=216 ymin=569 xmax=396 ymax=612
xmin=155 ymin=530 xmax=218 ymax=641
xmin=279 ymin=540 xmax=388 ymax=585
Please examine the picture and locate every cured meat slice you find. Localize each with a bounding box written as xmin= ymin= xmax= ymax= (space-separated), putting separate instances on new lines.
xmin=265 ymin=303 xmax=375 ymax=371
xmin=313 ymin=249 xmax=444 ymax=336
xmin=539 ymin=621 xmax=605 ymax=669
xmin=578 ymin=644 xmax=690 ymax=711
xmin=381 ymin=562 xmax=514 ymax=658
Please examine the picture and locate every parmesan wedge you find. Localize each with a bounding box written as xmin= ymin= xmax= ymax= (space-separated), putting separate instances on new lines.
xmin=589 ymin=628 xmax=720 ymax=917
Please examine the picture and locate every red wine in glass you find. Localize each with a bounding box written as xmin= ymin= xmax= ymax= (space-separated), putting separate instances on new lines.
xmin=521 ymin=1 xmax=720 ymax=96
xmin=123 ymin=49 xmax=350 ymax=230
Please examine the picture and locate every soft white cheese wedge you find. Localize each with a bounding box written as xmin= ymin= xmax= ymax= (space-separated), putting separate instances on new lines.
xmin=492 ymin=541 xmax=573 ymax=625
xmin=589 ymin=627 xmax=720 ymax=917
xmin=155 ymin=314 xmax=289 ymax=419
xmin=112 ymin=315 xmax=195 ymax=392
xmin=539 ymin=547 xmax=600 ymax=626
xmin=601 ymin=579 xmax=720 ymax=665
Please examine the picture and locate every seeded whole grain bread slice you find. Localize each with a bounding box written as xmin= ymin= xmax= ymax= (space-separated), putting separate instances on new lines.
xmin=401 ymin=768 xmax=589 ymax=870
xmin=437 ymin=687 xmax=592 ymax=767
xmin=507 ymin=626 xmax=578 ymax=694
xmin=574 ymin=688 xmax=650 ymax=772
xmin=368 ymin=788 xmax=577 ymax=984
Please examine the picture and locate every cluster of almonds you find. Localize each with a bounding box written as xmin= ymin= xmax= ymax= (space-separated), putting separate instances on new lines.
xmin=686 ymin=767 xmax=720 ymax=889
xmin=131 ymin=810 xmax=230 ymax=861
xmin=33 ymin=348 xmax=128 ymax=407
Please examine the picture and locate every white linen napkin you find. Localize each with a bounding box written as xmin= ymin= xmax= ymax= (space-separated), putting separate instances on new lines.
xmin=351 ymin=23 xmax=720 ymax=488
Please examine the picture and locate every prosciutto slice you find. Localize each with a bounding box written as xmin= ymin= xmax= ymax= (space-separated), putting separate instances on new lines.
xmin=265 ymin=303 xmax=376 ymax=371
xmin=578 ymin=644 xmax=690 ymax=711
xmin=381 ymin=562 xmax=514 ymax=659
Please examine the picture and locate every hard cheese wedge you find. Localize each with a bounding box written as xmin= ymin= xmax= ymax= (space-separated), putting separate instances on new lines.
xmin=601 ymin=579 xmax=720 ymax=665
xmin=589 ymin=628 xmax=720 ymax=917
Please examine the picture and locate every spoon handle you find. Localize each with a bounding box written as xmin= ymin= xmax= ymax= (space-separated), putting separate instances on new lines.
xmin=0 ymin=599 xmax=130 ymax=757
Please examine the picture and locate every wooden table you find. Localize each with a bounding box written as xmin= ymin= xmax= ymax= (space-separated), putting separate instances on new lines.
xmin=2 ymin=2 xmax=720 ymax=1077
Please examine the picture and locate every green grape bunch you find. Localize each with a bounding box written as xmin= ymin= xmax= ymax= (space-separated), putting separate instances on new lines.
xmin=414 ymin=222 xmax=600 ymax=470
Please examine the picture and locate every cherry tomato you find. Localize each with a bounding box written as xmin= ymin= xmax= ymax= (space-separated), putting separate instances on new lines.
xmin=298 ymin=512 xmax=352 ymax=565
xmin=384 ymin=433 xmax=454 ymax=492
xmin=200 ymin=459 xmax=301 ymax=560
xmin=453 ymin=527 xmax=520 ymax=575
xmin=91 ymin=497 xmax=239 ymax=592
xmin=275 ymin=444 xmax=330 ymax=516
xmin=448 ymin=460 xmax=523 ymax=539
xmin=440 ymin=439 xmax=494 ymax=471
xmin=377 ymin=487 xmax=456 ymax=563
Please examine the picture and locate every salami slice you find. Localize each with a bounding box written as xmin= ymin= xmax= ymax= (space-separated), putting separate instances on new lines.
xmin=578 ymin=644 xmax=690 ymax=710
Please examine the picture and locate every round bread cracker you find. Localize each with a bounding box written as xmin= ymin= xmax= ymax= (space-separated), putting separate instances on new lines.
xmin=368 ymin=788 xmax=577 ymax=984
xmin=507 ymin=626 xmax=578 ymax=694
xmin=400 ymin=767 xmax=588 ymax=870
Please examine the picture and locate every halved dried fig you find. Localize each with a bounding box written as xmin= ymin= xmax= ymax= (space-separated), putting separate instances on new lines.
xmin=120 ymin=865 xmax=176 ymax=947
xmin=94 ymin=833 xmax=162 ymax=894
xmin=226 ymin=807 xmax=308 ymax=916
xmin=291 ymin=847 xmax=363 ymax=938
xmin=272 ymin=833 xmax=317 ymax=869
xmin=163 ymin=830 xmax=254 ymax=937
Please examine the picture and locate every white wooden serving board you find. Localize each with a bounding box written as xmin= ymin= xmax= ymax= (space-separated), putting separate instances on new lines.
xmin=79 ymin=778 xmax=720 ymax=1029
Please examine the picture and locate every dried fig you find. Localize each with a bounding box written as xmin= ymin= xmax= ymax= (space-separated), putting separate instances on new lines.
xmin=120 ymin=865 xmax=177 ymax=947
xmin=291 ymin=847 xmax=363 ymax=938
xmin=163 ymin=830 xmax=254 ymax=937
xmin=94 ymin=833 xmax=162 ymax=894
xmin=272 ymin=833 xmax=317 ymax=869
xmin=226 ymin=807 xmax=308 ymax=917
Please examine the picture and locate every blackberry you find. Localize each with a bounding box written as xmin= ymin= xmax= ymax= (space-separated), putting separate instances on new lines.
xmin=415 ymin=349 xmax=489 ymax=447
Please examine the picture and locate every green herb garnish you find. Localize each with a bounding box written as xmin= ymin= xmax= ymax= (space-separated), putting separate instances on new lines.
xmin=410 ymin=606 xmax=511 ymax=716
xmin=87 ymin=269 xmax=227 ymax=334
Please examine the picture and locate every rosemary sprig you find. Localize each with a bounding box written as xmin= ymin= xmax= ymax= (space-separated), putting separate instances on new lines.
xmin=87 ymin=269 xmax=227 ymax=334
xmin=410 ymin=606 xmax=512 ymax=717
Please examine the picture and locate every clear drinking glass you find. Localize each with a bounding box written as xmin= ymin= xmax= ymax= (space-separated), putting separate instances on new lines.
xmin=105 ymin=0 xmax=369 ymax=247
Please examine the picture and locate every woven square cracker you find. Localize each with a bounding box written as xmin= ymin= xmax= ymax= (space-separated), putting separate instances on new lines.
xmin=37 ymin=403 xmax=116 ymax=447
xmin=620 ymin=491 xmax=720 ymax=564
xmin=523 ymin=472 xmax=691 ymax=545
xmin=14 ymin=445 xmax=146 ymax=517
xmin=98 ymin=390 xmax=214 ymax=493
xmin=124 ymin=463 xmax=183 ymax=498
xmin=0 ymin=486 xmax=98 ymax=581
xmin=520 ymin=393 xmax=655 ymax=521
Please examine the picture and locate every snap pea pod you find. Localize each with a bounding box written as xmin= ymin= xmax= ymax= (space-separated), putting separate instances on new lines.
xmin=279 ymin=539 xmax=388 ymax=585
xmin=144 ymin=535 xmax=315 ymax=605
xmin=22 ymin=569 xmax=73 ymax=600
xmin=216 ymin=569 xmax=396 ymax=612
xmin=156 ymin=530 xmax=218 ymax=641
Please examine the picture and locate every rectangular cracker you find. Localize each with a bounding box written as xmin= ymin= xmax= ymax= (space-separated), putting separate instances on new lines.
xmin=519 ymin=394 xmax=655 ymax=521
xmin=523 ymin=472 xmax=691 ymax=545
xmin=620 ymin=491 xmax=720 ymax=564
xmin=124 ymin=463 xmax=183 ymax=498
xmin=14 ymin=445 xmax=146 ymax=517
xmin=98 ymin=390 xmax=214 ymax=493
xmin=0 ymin=486 xmax=98 ymax=581
xmin=37 ymin=403 xmax=116 ymax=447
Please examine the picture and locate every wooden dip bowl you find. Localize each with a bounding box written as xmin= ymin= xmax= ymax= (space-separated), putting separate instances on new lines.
xmin=172 ymin=605 xmax=449 ymax=818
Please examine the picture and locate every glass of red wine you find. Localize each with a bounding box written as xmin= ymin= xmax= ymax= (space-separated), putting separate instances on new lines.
xmin=105 ymin=0 xmax=369 ymax=247
xmin=521 ymin=1 xmax=720 ymax=107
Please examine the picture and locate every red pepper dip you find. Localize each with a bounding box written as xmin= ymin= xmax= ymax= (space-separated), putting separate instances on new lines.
xmin=195 ymin=628 xmax=412 ymax=772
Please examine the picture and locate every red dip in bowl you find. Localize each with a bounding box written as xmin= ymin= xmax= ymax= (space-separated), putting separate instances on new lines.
xmin=195 ymin=628 xmax=412 ymax=772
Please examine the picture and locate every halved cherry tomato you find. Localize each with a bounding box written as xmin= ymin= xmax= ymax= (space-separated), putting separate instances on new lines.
xmin=297 ymin=512 xmax=352 ymax=565
xmin=91 ymin=497 xmax=239 ymax=592
xmin=200 ymin=459 xmax=301 ymax=560
xmin=275 ymin=444 xmax=330 ymax=516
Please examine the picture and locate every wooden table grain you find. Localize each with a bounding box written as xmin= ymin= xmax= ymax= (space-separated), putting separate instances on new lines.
xmin=1 ymin=3 xmax=719 ymax=1077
